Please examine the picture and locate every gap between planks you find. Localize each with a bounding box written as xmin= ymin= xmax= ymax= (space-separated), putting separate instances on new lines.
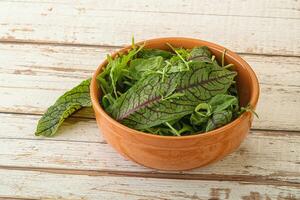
xmin=0 ymin=165 xmax=299 ymax=189
xmin=1 ymin=111 xmax=300 ymax=143
xmin=1 ymin=0 xmax=299 ymax=56
xmin=0 ymin=197 xmax=37 ymax=200
xmin=2 ymin=0 xmax=300 ymax=19
xmin=0 ymin=39 xmax=300 ymax=58
xmin=65 ymin=8 xmax=300 ymax=20
xmin=1 ymin=129 xmax=299 ymax=144
xmin=0 ymin=197 xmax=38 ymax=200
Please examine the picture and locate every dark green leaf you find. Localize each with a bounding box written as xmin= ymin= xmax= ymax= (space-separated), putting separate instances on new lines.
xmin=190 ymin=103 xmax=211 ymax=126
xmin=35 ymin=79 xmax=92 ymax=137
xmin=188 ymin=46 xmax=212 ymax=63
xmin=206 ymin=110 xmax=233 ymax=132
xmin=108 ymin=63 xmax=236 ymax=130
xmin=190 ymin=94 xmax=238 ymax=127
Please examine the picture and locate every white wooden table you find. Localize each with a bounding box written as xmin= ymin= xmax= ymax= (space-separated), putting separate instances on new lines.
xmin=0 ymin=0 xmax=299 ymax=199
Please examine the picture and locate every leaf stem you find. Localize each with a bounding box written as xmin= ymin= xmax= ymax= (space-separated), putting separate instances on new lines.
xmin=166 ymin=43 xmax=190 ymax=70
xmin=222 ymin=49 xmax=227 ymax=67
xmin=211 ymin=55 xmax=215 ymax=62
xmin=224 ymin=64 xmax=234 ymax=69
xmin=131 ymin=36 xmax=135 ymax=49
xmin=164 ymin=122 xmax=181 ymax=136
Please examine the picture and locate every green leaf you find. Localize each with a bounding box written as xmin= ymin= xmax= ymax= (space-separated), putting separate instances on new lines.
xmin=205 ymin=110 xmax=233 ymax=132
xmin=167 ymin=43 xmax=190 ymax=70
xmin=177 ymin=122 xmax=195 ymax=135
xmin=101 ymin=93 xmax=116 ymax=109
xmin=190 ymin=95 xmax=238 ymax=128
xmin=209 ymin=94 xmax=239 ymax=113
xmin=162 ymin=92 xmax=185 ymax=101
xmin=188 ymin=46 xmax=212 ymax=63
xmin=107 ymin=63 xmax=236 ymax=130
xmin=35 ymin=79 xmax=92 ymax=137
xmin=190 ymin=103 xmax=211 ymax=126
xmin=129 ymin=56 xmax=164 ymax=80
xmin=138 ymin=48 xmax=173 ymax=59
xmin=109 ymin=45 xmax=144 ymax=97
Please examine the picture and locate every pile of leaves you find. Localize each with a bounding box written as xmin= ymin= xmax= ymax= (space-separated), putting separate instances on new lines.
xmin=35 ymin=41 xmax=255 ymax=137
xmin=97 ymin=43 xmax=248 ymax=136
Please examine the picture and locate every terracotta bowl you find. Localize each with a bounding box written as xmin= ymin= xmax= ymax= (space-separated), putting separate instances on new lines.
xmin=90 ymin=37 xmax=259 ymax=171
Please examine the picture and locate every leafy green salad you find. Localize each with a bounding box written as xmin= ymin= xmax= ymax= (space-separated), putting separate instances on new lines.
xmin=35 ymin=41 xmax=255 ymax=137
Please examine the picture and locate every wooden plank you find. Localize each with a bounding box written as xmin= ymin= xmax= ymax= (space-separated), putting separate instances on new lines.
xmin=0 ymin=1 xmax=299 ymax=55
xmin=0 ymin=113 xmax=100 ymax=142
xmin=245 ymin=55 xmax=300 ymax=131
xmin=0 ymin=115 xmax=299 ymax=183
xmin=3 ymin=0 xmax=300 ymax=19
xmin=0 ymin=169 xmax=299 ymax=200
xmin=0 ymin=44 xmax=299 ymax=130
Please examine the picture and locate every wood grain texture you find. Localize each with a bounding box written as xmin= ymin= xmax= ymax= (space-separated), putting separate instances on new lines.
xmin=0 ymin=43 xmax=299 ymax=130
xmin=3 ymin=0 xmax=300 ymax=19
xmin=0 ymin=1 xmax=299 ymax=55
xmin=1 ymin=113 xmax=299 ymax=184
xmin=0 ymin=169 xmax=299 ymax=200
xmin=0 ymin=0 xmax=299 ymax=199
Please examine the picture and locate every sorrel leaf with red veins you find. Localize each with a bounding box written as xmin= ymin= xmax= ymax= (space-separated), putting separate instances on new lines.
xmin=108 ymin=63 xmax=236 ymax=130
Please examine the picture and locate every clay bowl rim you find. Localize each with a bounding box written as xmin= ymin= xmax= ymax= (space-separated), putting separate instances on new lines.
xmin=90 ymin=37 xmax=259 ymax=141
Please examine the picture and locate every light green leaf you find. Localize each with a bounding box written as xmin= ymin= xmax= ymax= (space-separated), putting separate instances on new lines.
xmin=209 ymin=94 xmax=239 ymax=113
xmin=129 ymin=56 xmax=164 ymax=80
xmin=109 ymin=45 xmax=144 ymax=97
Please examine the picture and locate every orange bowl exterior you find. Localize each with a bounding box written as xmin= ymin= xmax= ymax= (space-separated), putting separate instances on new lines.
xmin=90 ymin=37 xmax=259 ymax=170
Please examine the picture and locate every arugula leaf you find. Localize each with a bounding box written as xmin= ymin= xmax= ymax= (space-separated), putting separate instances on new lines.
xmin=108 ymin=63 xmax=236 ymax=130
xmin=35 ymin=79 xmax=91 ymax=137
xmin=129 ymin=56 xmax=164 ymax=80
xmin=109 ymin=44 xmax=144 ymax=97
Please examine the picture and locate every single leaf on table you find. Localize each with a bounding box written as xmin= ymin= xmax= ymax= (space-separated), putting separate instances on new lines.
xmin=108 ymin=63 xmax=237 ymax=130
xmin=35 ymin=79 xmax=92 ymax=137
